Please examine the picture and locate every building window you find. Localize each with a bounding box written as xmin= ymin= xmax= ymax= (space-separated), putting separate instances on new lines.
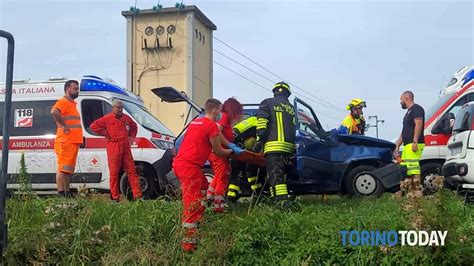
xmin=203 ymin=35 xmax=205 ymax=44
xmin=195 ymin=29 xmax=198 ymax=39
xmin=199 ymin=32 xmax=202 ymax=42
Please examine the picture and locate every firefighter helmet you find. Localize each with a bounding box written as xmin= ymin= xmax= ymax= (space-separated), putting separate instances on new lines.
xmin=272 ymin=81 xmax=291 ymax=95
xmin=346 ymin=98 xmax=366 ymax=110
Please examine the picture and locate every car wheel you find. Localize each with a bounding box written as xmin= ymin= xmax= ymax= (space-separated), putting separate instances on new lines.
xmin=421 ymin=162 xmax=443 ymax=194
xmin=121 ymin=163 xmax=159 ymax=200
xmin=345 ymin=165 xmax=384 ymax=197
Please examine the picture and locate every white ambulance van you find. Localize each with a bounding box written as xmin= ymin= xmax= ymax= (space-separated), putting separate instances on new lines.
xmin=421 ymin=66 xmax=474 ymax=191
xmin=0 ymin=75 xmax=175 ymax=199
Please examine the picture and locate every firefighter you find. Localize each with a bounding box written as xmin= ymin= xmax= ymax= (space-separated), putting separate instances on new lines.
xmin=206 ymin=98 xmax=243 ymax=213
xmin=90 ymin=99 xmax=142 ymax=202
xmin=172 ymin=99 xmax=241 ymax=252
xmin=339 ymin=98 xmax=366 ymax=135
xmin=252 ymin=81 xmax=296 ymax=207
xmin=50 ymin=80 xmax=83 ymax=198
xmin=226 ymin=116 xmax=265 ymax=203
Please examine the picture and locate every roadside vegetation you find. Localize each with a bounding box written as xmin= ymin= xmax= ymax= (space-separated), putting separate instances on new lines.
xmin=4 ymin=189 xmax=473 ymax=264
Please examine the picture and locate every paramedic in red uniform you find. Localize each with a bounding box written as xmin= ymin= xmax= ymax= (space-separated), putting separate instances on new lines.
xmin=172 ymin=98 xmax=242 ymax=252
xmin=206 ymin=98 xmax=243 ymax=213
xmin=50 ymin=80 xmax=83 ymax=198
xmin=90 ymin=99 xmax=142 ymax=202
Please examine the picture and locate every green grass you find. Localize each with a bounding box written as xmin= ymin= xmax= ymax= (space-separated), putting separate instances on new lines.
xmin=4 ymin=191 xmax=474 ymax=264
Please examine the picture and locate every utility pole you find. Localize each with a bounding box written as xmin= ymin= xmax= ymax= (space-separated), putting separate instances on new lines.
xmin=369 ymin=115 xmax=384 ymax=138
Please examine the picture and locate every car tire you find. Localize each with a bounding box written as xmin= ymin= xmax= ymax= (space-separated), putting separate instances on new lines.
xmin=121 ymin=163 xmax=159 ymax=201
xmin=421 ymin=162 xmax=443 ymax=194
xmin=345 ymin=165 xmax=385 ymax=197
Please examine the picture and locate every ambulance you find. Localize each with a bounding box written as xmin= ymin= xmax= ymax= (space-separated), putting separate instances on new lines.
xmin=0 ymin=75 xmax=175 ymax=199
xmin=421 ymin=66 xmax=474 ymax=191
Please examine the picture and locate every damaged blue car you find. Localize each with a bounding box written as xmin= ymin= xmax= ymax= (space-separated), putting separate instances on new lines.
xmin=153 ymin=87 xmax=402 ymax=197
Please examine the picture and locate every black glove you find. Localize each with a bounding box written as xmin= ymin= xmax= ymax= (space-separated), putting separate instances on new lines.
xmin=252 ymin=141 xmax=263 ymax=153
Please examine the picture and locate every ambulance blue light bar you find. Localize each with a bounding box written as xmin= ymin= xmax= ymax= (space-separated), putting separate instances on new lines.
xmin=462 ymin=69 xmax=474 ymax=86
xmin=80 ymin=76 xmax=128 ymax=96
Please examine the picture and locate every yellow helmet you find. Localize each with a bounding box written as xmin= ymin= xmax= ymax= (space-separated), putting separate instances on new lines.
xmin=346 ymin=98 xmax=366 ymax=110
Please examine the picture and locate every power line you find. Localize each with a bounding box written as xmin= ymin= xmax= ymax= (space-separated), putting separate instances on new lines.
xmin=214 ymin=49 xmax=275 ymax=84
xmin=213 ymin=50 xmax=340 ymax=120
xmin=213 ymin=60 xmax=340 ymax=121
xmin=213 ymin=60 xmax=272 ymax=93
xmin=213 ymin=36 xmax=346 ymax=113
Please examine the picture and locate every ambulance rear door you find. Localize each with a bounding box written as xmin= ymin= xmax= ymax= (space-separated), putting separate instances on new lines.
xmin=0 ymin=99 xmax=58 ymax=190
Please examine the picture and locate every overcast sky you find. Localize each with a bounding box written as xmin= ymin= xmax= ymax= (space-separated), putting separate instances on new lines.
xmin=0 ymin=0 xmax=472 ymax=140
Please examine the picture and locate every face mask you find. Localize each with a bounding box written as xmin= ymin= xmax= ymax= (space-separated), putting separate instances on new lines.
xmin=71 ymin=92 xmax=79 ymax=99
xmin=401 ymin=102 xmax=407 ymax=110
xmin=215 ymin=112 xmax=222 ymax=122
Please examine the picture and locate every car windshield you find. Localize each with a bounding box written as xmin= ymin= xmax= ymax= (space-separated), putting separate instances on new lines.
xmin=121 ymin=100 xmax=174 ymax=137
xmin=425 ymin=92 xmax=456 ymax=121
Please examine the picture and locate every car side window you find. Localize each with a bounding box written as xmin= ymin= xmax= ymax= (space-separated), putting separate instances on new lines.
xmin=460 ymin=111 xmax=471 ymax=130
xmin=447 ymin=94 xmax=469 ymax=120
xmin=453 ymin=108 xmax=471 ymax=133
xmin=467 ymin=93 xmax=474 ymax=103
xmin=81 ymin=99 xmax=112 ymax=135
xmin=296 ymin=105 xmax=321 ymax=139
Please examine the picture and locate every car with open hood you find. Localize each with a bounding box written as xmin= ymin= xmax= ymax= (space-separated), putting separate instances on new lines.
xmin=153 ymin=86 xmax=403 ymax=197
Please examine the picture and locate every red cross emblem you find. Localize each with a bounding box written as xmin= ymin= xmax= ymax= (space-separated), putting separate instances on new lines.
xmin=91 ymin=158 xmax=98 ymax=165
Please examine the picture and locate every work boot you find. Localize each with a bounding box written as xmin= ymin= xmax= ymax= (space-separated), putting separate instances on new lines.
xmin=225 ymin=198 xmax=243 ymax=212
xmin=275 ymin=195 xmax=300 ymax=212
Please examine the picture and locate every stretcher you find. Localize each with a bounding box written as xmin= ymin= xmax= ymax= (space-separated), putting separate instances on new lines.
xmin=229 ymin=150 xmax=265 ymax=168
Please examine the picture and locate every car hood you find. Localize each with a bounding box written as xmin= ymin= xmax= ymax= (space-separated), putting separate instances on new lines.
xmin=337 ymin=134 xmax=396 ymax=150
xmin=151 ymin=86 xmax=203 ymax=113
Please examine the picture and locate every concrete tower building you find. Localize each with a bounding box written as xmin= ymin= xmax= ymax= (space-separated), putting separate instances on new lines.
xmin=122 ymin=5 xmax=216 ymax=135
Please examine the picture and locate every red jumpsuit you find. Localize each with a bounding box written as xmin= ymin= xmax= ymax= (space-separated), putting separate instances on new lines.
xmin=90 ymin=113 xmax=142 ymax=201
xmin=207 ymin=112 xmax=233 ymax=213
xmin=172 ymin=116 xmax=219 ymax=252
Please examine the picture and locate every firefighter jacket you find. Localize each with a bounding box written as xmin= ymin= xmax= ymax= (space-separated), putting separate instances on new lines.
xmin=233 ymin=116 xmax=257 ymax=148
xmin=341 ymin=114 xmax=365 ymax=135
xmin=256 ymin=95 xmax=296 ymax=155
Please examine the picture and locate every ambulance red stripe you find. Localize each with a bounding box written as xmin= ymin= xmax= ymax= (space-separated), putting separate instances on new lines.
xmin=0 ymin=137 xmax=160 ymax=150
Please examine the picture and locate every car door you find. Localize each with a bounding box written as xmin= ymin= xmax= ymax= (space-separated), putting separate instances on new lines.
xmin=438 ymin=93 xmax=474 ymax=158
xmin=293 ymin=98 xmax=337 ymax=191
xmin=447 ymin=105 xmax=473 ymax=161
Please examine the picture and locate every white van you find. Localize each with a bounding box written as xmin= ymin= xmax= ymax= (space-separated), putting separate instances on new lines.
xmin=442 ymin=102 xmax=474 ymax=185
xmin=420 ymin=66 xmax=474 ymax=191
xmin=0 ymin=75 xmax=175 ymax=199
